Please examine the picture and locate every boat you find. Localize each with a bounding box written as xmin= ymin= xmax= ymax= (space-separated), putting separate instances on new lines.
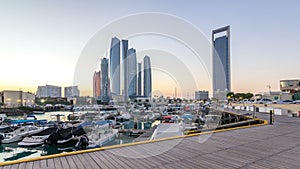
xmin=45 ymin=125 xmax=86 ymax=146
xmin=77 ymin=120 xmax=118 ymax=149
xmin=18 ymin=127 xmax=58 ymax=147
xmin=1 ymin=125 xmax=45 ymax=144
xmin=32 ymin=111 xmax=45 ymax=114
xmin=0 ymin=114 xmax=7 ymax=123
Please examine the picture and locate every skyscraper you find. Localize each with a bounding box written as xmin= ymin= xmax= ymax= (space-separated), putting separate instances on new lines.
xmin=122 ymin=40 xmax=129 ymax=100
xmin=137 ymin=62 xmax=142 ymax=96
xmin=93 ymin=71 xmax=101 ymax=98
xmin=109 ymin=37 xmax=120 ymax=95
xmin=143 ymin=56 xmax=152 ymax=97
xmin=100 ymin=58 xmax=110 ymax=103
xmin=127 ymin=48 xmax=137 ymax=97
xmin=212 ymin=26 xmax=231 ymax=100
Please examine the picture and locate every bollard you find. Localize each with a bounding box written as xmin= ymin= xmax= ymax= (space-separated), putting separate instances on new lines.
xmin=270 ymin=110 xmax=273 ymax=125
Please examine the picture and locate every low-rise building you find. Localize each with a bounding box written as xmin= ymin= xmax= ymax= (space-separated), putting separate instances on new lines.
xmin=195 ymin=90 xmax=209 ymax=101
xmin=64 ymin=86 xmax=80 ymax=98
xmin=0 ymin=90 xmax=35 ymax=108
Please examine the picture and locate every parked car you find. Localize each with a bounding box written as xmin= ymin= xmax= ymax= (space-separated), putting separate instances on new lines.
xmin=254 ymin=98 xmax=272 ymax=104
xmin=274 ymin=100 xmax=294 ymax=104
xmin=293 ymin=100 xmax=300 ymax=104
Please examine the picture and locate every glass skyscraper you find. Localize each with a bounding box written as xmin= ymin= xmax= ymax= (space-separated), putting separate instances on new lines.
xmin=101 ymin=58 xmax=110 ymax=103
xmin=127 ymin=48 xmax=137 ymax=97
xmin=143 ymin=56 xmax=152 ymax=97
xmin=212 ymin=26 xmax=231 ymax=100
xmin=137 ymin=62 xmax=142 ymax=96
xmin=109 ymin=37 xmax=120 ymax=95
xmin=122 ymin=40 xmax=129 ymax=100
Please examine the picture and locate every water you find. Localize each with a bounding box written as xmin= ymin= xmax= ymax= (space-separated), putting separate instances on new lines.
xmin=0 ymin=111 xmax=135 ymax=162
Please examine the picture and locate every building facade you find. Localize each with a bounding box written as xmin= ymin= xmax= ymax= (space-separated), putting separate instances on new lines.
xmin=137 ymin=62 xmax=142 ymax=96
xmin=64 ymin=86 xmax=80 ymax=98
xmin=143 ymin=56 xmax=152 ymax=97
xmin=100 ymin=58 xmax=110 ymax=103
xmin=1 ymin=90 xmax=35 ymax=108
xmin=93 ymin=71 xmax=101 ymax=98
xmin=212 ymin=26 xmax=231 ymax=100
xmin=195 ymin=90 xmax=209 ymax=101
xmin=127 ymin=48 xmax=137 ymax=97
xmin=122 ymin=40 xmax=129 ymax=100
xmin=280 ymin=79 xmax=300 ymax=93
xmin=36 ymin=85 xmax=61 ymax=98
xmin=109 ymin=37 xmax=121 ymax=95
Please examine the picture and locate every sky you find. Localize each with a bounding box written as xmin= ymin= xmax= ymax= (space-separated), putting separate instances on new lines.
xmin=0 ymin=0 xmax=300 ymax=97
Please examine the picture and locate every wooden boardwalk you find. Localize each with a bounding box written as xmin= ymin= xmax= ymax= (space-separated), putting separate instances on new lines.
xmin=1 ymin=112 xmax=300 ymax=169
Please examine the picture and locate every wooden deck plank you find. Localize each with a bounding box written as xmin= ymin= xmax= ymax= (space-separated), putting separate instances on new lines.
xmin=59 ymin=157 xmax=70 ymax=169
xmin=71 ymin=154 xmax=84 ymax=169
xmin=65 ymin=156 xmax=77 ymax=169
xmin=32 ymin=161 xmax=40 ymax=169
xmin=53 ymin=158 xmax=62 ymax=169
xmin=25 ymin=162 xmax=33 ymax=169
xmin=17 ymin=162 xmax=26 ymax=169
xmin=47 ymin=158 xmax=55 ymax=169
xmin=40 ymin=160 xmax=47 ymax=169
xmin=92 ymin=151 xmax=117 ymax=169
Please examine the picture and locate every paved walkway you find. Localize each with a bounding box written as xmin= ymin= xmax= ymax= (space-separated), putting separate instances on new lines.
xmin=1 ymin=111 xmax=300 ymax=169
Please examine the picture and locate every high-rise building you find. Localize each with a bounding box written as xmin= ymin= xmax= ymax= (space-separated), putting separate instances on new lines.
xmin=143 ymin=56 xmax=152 ymax=97
xmin=137 ymin=62 xmax=142 ymax=96
xmin=212 ymin=26 xmax=231 ymax=100
xmin=36 ymin=85 xmax=61 ymax=98
xmin=64 ymin=86 xmax=80 ymax=98
xmin=93 ymin=71 xmax=101 ymax=98
xmin=100 ymin=58 xmax=110 ymax=103
xmin=109 ymin=37 xmax=121 ymax=95
xmin=127 ymin=48 xmax=137 ymax=97
xmin=122 ymin=40 xmax=129 ymax=100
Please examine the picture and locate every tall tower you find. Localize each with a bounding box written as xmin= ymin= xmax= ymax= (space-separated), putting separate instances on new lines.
xmin=100 ymin=58 xmax=110 ymax=103
xmin=122 ymin=40 xmax=129 ymax=100
xmin=212 ymin=25 xmax=231 ymax=100
xmin=143 ymin=56 xmax=152 ymax=97
xmin=127 ymin=48 xmax=137 ymax=97
xmin=93 ymin=71 xmax=101 ymax=98
xmin=109 ymin=37 xmax=120 ymax=95
xmin=137 ymin=62 xmax=142 ymax=96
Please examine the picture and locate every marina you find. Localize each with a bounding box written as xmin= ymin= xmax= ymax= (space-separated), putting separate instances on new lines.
xmin=0 ymin=108 xmax=299 ymax=168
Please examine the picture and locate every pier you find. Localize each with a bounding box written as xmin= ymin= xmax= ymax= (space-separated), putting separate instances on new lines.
xmin=1 ymin=110 xmax=300 ymax=168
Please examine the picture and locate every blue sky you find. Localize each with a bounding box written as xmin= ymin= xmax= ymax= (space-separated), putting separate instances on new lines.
xmin=1 ymin=0 xmax=299 ymax=97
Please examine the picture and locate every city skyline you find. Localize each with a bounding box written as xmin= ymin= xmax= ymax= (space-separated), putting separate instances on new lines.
xmin=1 ymin=1 xmax=300 ymax=97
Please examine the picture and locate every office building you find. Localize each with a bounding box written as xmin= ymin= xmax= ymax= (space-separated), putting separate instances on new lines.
xmin=109 ymin=37 xmax=121 ymax=95
xmin=36 ymin=85 xmax=61 ymax=98
xmin=122 ymin=40 xmax=129 ymax=100
xmin=93 ymin=71 xmax=101 ymax=98
xmin=212 ymin=26 xmax=231 ymax=100
xmin=128 ymin=48 xmax=137 ymax=97
xmin=137 ymin=62 xmax=142 ymax=96
xmin=100 ymin=58 xmax=110 ymax=103
xmin=1 ymin=90 xmax=35 ymax=108
xmin=64 ymin=86 xmax=80 ymax=98
xmin=195 ymin=90 xmax=209 ymax=101
xmin=143 ymin=56 xmax=152 ymax=97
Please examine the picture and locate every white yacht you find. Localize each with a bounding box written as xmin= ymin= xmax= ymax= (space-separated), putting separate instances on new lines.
xmin=1 ymin=126 xmax=45 ymax=144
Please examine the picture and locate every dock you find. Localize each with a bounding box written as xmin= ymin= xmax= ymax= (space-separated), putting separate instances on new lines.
xmin=1 ymin=110 xmax=300 ymax=168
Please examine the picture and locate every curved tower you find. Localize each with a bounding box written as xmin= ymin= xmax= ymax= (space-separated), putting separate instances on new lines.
xmin=143 ymin=56 xmax=152 ymax=97
xmin=109 ymin=37 xmax=120 ymax=95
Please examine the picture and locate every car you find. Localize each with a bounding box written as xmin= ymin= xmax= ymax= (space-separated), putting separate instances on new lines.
xmin=276 ymin=100 xmax=294 ymax=104
xmin=254 ymin=98 xmax=272 ymax=104
xmin=293 ymin=100 xmax=300 ymax=104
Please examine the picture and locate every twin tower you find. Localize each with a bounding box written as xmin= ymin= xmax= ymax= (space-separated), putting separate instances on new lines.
xmin=103 ymin=37 xmax=152 ymax=102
